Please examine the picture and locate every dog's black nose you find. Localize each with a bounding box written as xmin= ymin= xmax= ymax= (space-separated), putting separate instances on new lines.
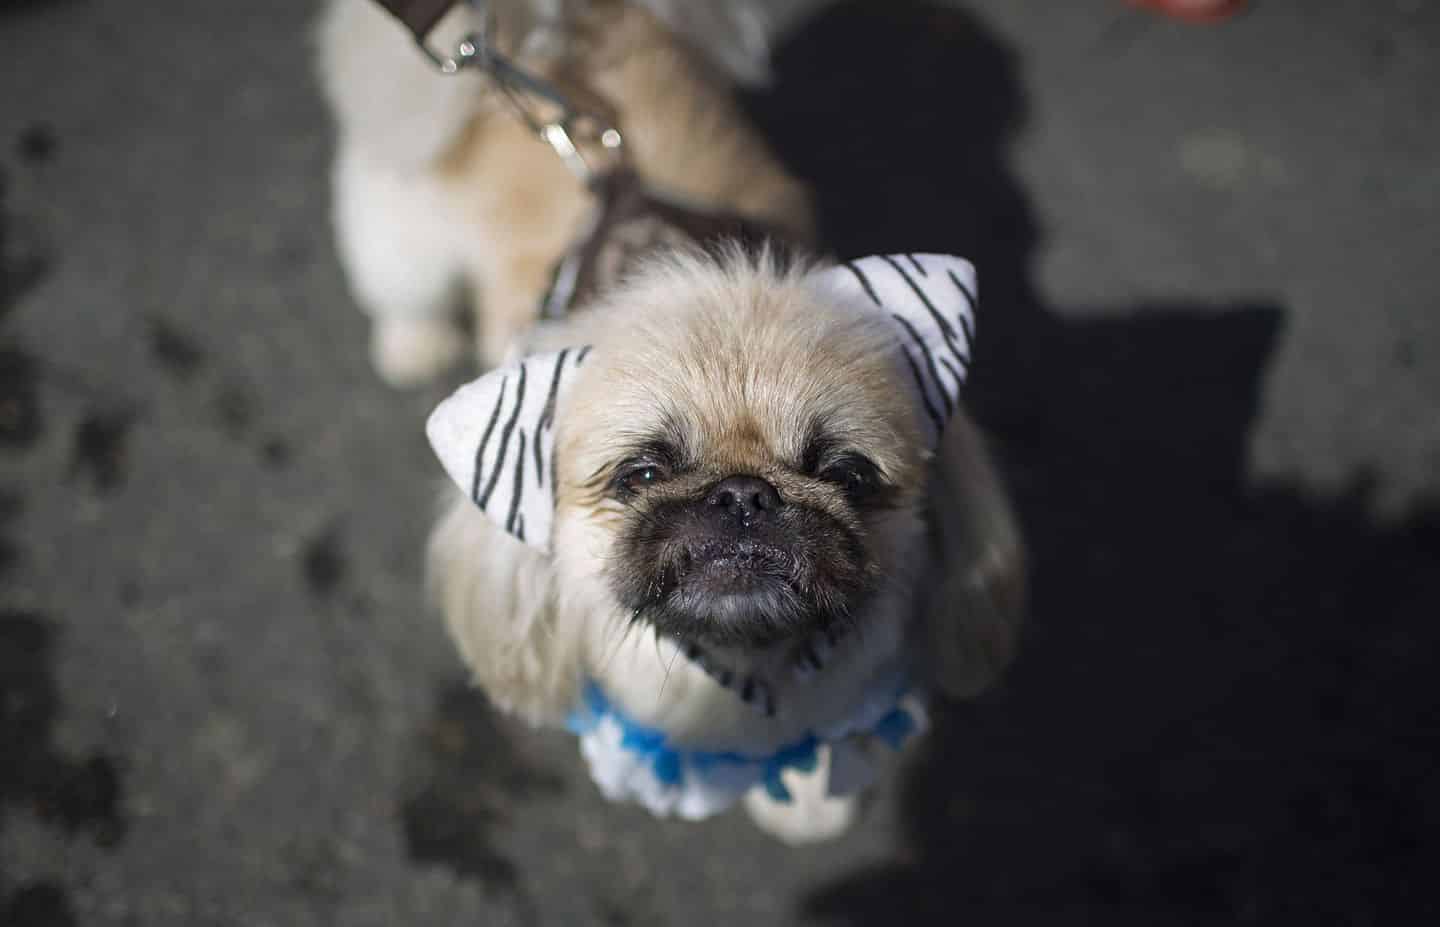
xmin=706 ymin=475 xmax=783 ymax=524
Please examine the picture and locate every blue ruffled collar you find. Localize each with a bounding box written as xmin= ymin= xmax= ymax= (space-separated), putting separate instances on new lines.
xmin=566 ymin=677 xmax=922 ymax=816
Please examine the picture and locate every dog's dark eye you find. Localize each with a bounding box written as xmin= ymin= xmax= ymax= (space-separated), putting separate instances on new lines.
xmin=617 ymin=462 xmax=670 ymax=495
xmin=820 ymin=454 xmax=881 ymax=502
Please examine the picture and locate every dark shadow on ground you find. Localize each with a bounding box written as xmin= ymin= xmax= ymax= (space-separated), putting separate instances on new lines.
xmin=743 ymin=3 xmax=1440 ymax=923
xmin=2 ymin=160 xmax=125 ymax=927
xmin=398 ymin=683 xmax=568 ymax=925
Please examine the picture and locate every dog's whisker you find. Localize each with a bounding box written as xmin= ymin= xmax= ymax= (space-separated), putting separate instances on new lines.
xmin=656 ymin=643 xmax=682 ymax=706
xmin=595 ymin=608 xmax=645 ymax=681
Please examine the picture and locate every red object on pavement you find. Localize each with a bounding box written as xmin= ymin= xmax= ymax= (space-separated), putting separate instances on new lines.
xmin=1128 ymin=0 xmax=1247 ymax=23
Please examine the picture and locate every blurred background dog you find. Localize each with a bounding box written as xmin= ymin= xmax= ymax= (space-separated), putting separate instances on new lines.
xmin=317 ymin=0 xmax=821 ymax=384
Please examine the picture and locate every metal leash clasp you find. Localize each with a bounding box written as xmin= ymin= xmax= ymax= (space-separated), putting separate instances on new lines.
xmin=412 ymin=5 xmax=623 ymax=182
xmin=416 ymin=32 xmax=483 ymax=74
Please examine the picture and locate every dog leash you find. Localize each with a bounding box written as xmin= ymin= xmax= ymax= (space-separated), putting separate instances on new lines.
xmin=371 ymin=0 xmax=624 ymax=182
xmin=371 ymin=0 xmax=792 ymax=321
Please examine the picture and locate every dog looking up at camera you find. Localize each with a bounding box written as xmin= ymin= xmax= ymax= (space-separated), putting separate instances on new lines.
xmin=426 ymin=248 xmax=1025 ymax=844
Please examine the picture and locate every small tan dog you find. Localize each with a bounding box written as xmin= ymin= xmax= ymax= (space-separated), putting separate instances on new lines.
xmin=319 ymin=0 xmax=1024 ymax=843
xmin=424 ymin=249 xmax=1024 ymax=843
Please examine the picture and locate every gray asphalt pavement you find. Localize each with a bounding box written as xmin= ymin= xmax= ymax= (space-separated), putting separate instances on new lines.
xmin=2 ymin=0 xmax=1437 ymax=924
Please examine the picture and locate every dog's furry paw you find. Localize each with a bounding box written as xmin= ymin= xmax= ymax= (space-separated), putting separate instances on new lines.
xmin=743 ymin=746 xmax=858 ymax=845
xmin=370 ymin=317 xmax=464 ymax=387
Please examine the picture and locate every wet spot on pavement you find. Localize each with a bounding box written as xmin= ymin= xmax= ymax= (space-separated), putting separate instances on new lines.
xmin=301 ymin=527 xmax=346 ymax=598
xmin=0 ymin=492 xmax=16 ymax=578
xmin=36 ymin=753 xmax=125 ymax=847
xmin=15 ymin=123 xmax=57 ymax=164
xmin=280 ymin=836 xmax=345 ymax=902
xmin=1 ymin=166 xmax=51 ymax=324
xmin=2 ymin=172 xmax=54 ymax=458
xmin=146 ymin=316 xmax=206 ymax=381
xmin=2 ymin=502 xmax=128 ymax=859
xmin=260 ymin=436 xmax=292 ymax=469
xmin=211 ymin=381 xmax=255 ymax=438
xmin=0 ymin=347 xmax=42 ymax=449
xmin=400 ymin=684 xmax=565 ymax=897
xmin=67 ymin=408 xmax=134 ymax=492
xmin=0 ymin=611 xmax=128 ymax=847
xmin=0 ymin=881 xmax=75 ymax=927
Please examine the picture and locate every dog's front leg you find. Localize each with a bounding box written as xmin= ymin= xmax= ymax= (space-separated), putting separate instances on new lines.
xmin=428 ymin=497 xmax=584 ymax=726
xmin=742 ymin=745 xmax=862 ymax=845
xmin=473 ymin=252 xmax=567 ymax=370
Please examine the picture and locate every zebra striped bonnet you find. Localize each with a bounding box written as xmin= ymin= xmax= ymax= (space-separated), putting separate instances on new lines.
xmin=425 ymin=253 xmax=978 ymax=553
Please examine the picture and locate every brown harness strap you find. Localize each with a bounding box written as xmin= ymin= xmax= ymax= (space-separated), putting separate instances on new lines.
xmin=539 ymin=169 xmax=794 ymax=319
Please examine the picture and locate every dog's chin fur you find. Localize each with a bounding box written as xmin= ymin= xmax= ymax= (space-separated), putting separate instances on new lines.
xmin=612 ymin=491 xmax=872 ymax=649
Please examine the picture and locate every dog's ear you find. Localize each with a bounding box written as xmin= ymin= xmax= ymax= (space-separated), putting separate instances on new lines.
xmin=809 ymin=254 xmax=977 ymax=446
xmin=426 ymin=347 xmax=590 ymax=553
xmin=919 ymin=409 xmax=1026 ymax=700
